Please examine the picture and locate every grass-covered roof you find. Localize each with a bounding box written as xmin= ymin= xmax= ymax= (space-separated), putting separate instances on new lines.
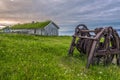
xmin=10 ymin=21 xmax=51 ymax=29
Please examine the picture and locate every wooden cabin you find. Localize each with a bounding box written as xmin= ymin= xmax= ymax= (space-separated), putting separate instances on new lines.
xmin=3 ymin=21 xmax=59 ymax=36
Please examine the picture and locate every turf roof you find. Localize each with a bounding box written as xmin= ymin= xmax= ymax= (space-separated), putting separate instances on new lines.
xmin=10 ymin=21 xmax=51 ymax=29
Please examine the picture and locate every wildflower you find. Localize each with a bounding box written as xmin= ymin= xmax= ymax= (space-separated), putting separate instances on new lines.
xmin=99 ymin=71 xmax=102 ymax=74
xmin=77 ymin=74 xmax=80 ymax=76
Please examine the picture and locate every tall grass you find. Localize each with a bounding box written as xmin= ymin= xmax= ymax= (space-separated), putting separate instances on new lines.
xmin=0 ymin=33 xmax=120 ymax=80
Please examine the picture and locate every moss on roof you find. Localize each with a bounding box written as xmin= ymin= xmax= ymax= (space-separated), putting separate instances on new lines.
xmin=10 ymin=21 xmax=51 ymax=29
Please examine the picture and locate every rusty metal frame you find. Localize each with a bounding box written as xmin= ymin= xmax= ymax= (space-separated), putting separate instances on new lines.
xmin=68 ymin=24 xmax=120 ymax=68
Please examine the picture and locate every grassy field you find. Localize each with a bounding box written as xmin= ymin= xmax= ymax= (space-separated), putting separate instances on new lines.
xmin=0 ymin=33 xmax=120 ymax=80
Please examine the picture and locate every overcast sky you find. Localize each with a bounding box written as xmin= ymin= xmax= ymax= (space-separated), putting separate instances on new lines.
xmin=0 ymin=0 xmax=120 ymax=34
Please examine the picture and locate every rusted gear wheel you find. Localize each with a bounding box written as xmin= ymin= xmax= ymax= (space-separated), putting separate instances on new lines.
xmin=75 ymin=24 xmax=90 ymax=36
xmin=68 ymin=24 xmax=90 ymax=56
xmin=75 ymin=24 xmax=91 ymax=54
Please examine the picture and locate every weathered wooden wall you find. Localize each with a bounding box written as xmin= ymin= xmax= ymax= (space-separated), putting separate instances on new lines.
xmin=44 ymin=22 xmax=59 ymax=36
xmin=3 ymin=22 xmax=59 ymax=36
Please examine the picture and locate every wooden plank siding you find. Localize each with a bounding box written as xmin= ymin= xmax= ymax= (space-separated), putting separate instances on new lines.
xmin=44 ymin=22 xmax=58 ymax=36
xmin=3 ymin=21 xmax=59 ymax=36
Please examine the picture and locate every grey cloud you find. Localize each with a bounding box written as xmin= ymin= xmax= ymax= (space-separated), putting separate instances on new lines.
xmin=0 ymin=0 xmax=120 ymax=30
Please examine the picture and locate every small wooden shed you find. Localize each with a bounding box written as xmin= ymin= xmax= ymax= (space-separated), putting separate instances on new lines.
xmin=3 ymin=21 xmax=59 ymax=36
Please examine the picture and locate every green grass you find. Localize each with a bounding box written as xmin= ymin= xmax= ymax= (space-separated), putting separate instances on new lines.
xmin=0 ymin=33 xmax=120 ymax=80
xmin=10 ymin=21 xmax=50 ymax=29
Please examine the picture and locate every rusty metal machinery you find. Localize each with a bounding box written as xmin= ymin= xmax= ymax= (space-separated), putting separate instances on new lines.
xmin=68 ymin=24 xmax=120 ymax=68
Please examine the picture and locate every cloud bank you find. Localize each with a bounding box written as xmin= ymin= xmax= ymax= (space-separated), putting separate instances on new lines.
xmin=0 ymin=0 xmax=120 ymax=34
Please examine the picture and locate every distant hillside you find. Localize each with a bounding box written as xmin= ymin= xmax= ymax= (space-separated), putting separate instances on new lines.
xmin=10 ymin=20 xmax=51 ymax=29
